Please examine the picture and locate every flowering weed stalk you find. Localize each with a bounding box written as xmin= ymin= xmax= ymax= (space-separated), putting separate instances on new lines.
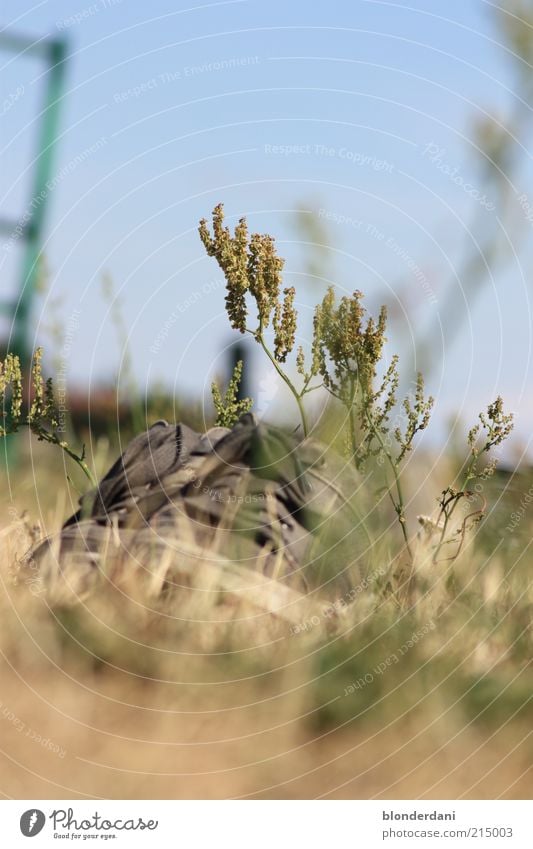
xmin=211 ymin=359 xmax=253 ymax=427
xmin=199 ymin=204 xmax=514 ymax=561
xmin=199 ymin=204 xmax=322 ymax=436
xmin=431 ymin=397 xmax=514 ymax=564
xmin=310 ymin=287 xmax=434 ymax=555
xmin=199 ymin=206 xmax=436 ymax=551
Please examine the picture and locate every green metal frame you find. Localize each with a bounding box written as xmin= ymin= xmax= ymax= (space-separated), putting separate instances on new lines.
xmin=0 ymin=32 xmax=68 ymax=364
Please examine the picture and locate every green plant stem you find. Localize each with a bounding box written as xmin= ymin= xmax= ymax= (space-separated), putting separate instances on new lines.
xmin=349 ymin=406 xmax=357 ymax=460
xmin=59 ymin=445 xmax=95 ymax=487
xmin=300 ymin=376 xmax=314 ymax=395
xmin=433 ymin=457 xmax=478 ymax=562
xmin=27 ymin=426 xmax=96 ymax=487
xmin=356 ymin=377 xmax=413 ymax=560
xmin=347 ymin=377 xmax=358 ymax=460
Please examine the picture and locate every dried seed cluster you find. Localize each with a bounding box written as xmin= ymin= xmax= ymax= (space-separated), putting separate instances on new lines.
xmin=211 ymin=360 xmax=253 ymax=428
xmin=199 ymin=204 xmax=295 ymax=364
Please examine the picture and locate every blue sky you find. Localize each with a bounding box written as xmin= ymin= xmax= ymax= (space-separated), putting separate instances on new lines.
xmin=1 ymin=0 xmax=532 ymax=451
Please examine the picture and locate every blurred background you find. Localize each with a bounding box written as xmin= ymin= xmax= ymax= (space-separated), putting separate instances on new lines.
xmin=2 ymin=1 xmax=533 ymax=802
xmin=2 ymin=0 xmax=533 ymax=452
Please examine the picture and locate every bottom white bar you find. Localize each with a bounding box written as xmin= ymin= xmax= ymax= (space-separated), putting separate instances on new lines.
xmin=3 ymin=800 xmax=531 ymax=847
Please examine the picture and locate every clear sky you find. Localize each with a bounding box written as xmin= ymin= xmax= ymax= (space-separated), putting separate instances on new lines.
xmin=1 ymin=0 xmax=532 ymax=453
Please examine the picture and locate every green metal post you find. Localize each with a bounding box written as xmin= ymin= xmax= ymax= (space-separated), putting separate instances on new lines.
xmin=11 ymin=38 xmax=68 ymax=365
xmin=0 ymin=34 xmax=68 ymax=473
